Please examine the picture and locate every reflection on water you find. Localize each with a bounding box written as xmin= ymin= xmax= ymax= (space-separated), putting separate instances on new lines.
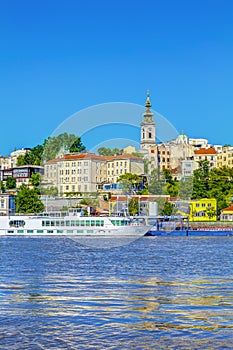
xmin=0 ymin=237 xmax=233 ymax=349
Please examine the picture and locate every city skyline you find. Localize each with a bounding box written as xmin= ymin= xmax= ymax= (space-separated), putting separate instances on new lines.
xmin=0 ymin=0 xmax=232 ymax=155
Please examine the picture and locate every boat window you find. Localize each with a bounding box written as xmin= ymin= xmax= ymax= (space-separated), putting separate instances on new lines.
xmin=56 ymin=221 xmax=60 ymax=226
xmin=57 ymin=230 xmax=63 ymax=233
xmin=51 ymin=221 xmax=55 ymax=226
xmin=101 ymin=220 xmax=104 ymax=226
xmin=27 ymin=230 xmax=34 ymax=233
xmin=87 ymin=230 xmax=93 ymax=233
xmin=44 ymin=221 xmax=50 ymax=227
xmin=67 ymin=230 xmax=73 ymax=234
xmin=86 ymin=220 xmax=90 ymax=226
xmin=77 ymin=229 xmax=84 ymax=233
xmin=91 ymin=220 xmax=95 ymax=226
xmin=96 ymin=220 xmax=100 ymax=226
xmin=9 ymin=220 xmax=25 ymax=228
xmin=17 ymin=230 xmax=24 ymax=233
xmin=37 ymin=230 xmax=43 ymax=233
xmin=7 ymin=230 xmax=14 ymax=233
xmin=65 ymin=221 xmax=70 ymax=226
xmin=71 ymin=220 xmax=75 ymax=226
xmin=80 ymin=220 xmax=85 ymax=226
xmin=47 ymin=230 xmax=53 ymax=233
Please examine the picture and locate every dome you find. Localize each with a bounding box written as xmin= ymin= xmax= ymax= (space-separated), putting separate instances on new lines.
xmin=176 ymin=132 xmax=188 ymax=144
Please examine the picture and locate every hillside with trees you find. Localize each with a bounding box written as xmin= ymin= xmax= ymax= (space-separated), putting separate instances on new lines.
xmin=17 ymin=133 xmax=86 ymax=166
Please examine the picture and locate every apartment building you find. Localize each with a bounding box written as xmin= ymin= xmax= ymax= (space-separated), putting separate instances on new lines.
xmin=0 ymin=193 xmax=15 ymax=215
xmin=1 ymin=165 xmax=44 ymax=188
xmin=44 ymin=153 xmax=106 ymax=194
xmin=105 ymin=154 xmax=144 ymax=183
xmin=44 ymin=153 xmax=144 ymax=195
xmin=194 ymin=147 xmax=217 ymax=169
xmin=217 ymin=146 xmax=233 ymax=168
xmin=0 ymin=148 xmax=30 ymax=170
xmin=172 ymin=198 xmax=217 ymax=222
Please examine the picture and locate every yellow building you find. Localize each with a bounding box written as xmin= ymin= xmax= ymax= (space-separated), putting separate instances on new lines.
xmin=173 ymin=198 xmax=217 ymax=222
xmin=217 ymin=146 xmax=233 ymax=168
xmin=105 ymin=154 xmax=144 ymax=184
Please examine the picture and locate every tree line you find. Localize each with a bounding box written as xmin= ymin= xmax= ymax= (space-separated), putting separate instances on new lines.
xmin=117 ymin=161 xmax=233 ymax=216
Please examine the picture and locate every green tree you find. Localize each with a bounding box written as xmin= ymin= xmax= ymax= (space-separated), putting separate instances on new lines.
xmin=148 ymin=169 xmax=166 ymax=195
xmin=0 ymin=180 xmax=5 ymax=192
xmin=43 ymin=133 xmax=86 ymax=162
xmin=162 ymin=168 xmax=178 ymax=197
xmin=17 ymin=145 xmax=44 ymax=166
xmin=178 ymin=177 xmax=193 ymax=200
xmin=69 ymin=137 xmax=86 ymax=153
xmin=16 ymin=184 xmax=44 ymax=214
xmin=192 ymin=160 xmax=210 ymax=199
xmin=162 ymin=201 xmax=174 ymax=216
xmin=131 ymin=152 xmax=144 ymax=158
xmin=128 ymin=198 xmax=139 ymax=215
xmin=30 ymin=173 xmax=41 ymax=189
xmin=97 ymin=147 xmax=121 ymax=156
xmin=117 ymin=173 xmax=143 ymax=194
xmin=5 ymin=177 xmax=16 ymax=189
xmin=205 ymin=206 xmax=216 ymax=220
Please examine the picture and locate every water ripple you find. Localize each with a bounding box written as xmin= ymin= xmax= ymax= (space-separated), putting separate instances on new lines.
xmin=0 ymin=237 xmax=233 ymax=348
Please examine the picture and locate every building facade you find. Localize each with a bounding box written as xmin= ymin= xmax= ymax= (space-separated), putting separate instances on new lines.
xmin=172 ymin=198 xmax=217 ymax=222
xmin=1 ymin=165 xmax=44 ymax=188
xmin=217 ymin=146 xmax=233 ymax=168
xmin=43 ymin=153 xmax=144 ymax=195
xmin=194 ymin=147 xmax=217 ymax=169
xmin=140 ymin=91 xmax=156 ymax=156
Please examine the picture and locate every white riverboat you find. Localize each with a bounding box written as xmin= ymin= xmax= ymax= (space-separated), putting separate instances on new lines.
xmin=0 ymin=210 xmax=151 ymax=237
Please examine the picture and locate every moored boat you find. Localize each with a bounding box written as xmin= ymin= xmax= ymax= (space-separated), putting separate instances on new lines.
xmin=0 ymin=211 xmax=151 ymax=237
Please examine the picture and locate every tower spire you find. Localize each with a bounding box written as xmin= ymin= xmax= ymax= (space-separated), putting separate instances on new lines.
xmin=145 ymin=89 xmax=152 ymax=108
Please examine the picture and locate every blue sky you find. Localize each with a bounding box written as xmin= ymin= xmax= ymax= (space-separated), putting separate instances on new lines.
xmin=0 ymin=0 xmax=232 ymax=155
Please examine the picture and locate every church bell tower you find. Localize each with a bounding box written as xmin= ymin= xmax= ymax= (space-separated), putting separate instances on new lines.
xmin=140 ymin=90 xmax=156 ymax=154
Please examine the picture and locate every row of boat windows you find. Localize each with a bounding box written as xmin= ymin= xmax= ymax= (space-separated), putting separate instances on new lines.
xmin=42 ymin=220 xmax=105 ymax=227
xmin=7 ymin=229 xmax=93 ymax=234
xmin=41 ymin=219 xmax=129 ymax=227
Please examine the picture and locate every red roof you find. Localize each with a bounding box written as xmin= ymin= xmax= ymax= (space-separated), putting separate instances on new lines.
xmin=221 ymin=204 xmax=233 ymax=212
xmin=194 ymin=147 xmax=216 ymax=155
xmin=47 ymin=153 xmax=143 ymax=163
xmin=104 ymin=154 xmax=143 ymax=161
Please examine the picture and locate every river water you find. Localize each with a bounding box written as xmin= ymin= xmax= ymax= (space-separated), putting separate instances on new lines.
xmin=0 ymin=236 xmax=233 ymax=349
